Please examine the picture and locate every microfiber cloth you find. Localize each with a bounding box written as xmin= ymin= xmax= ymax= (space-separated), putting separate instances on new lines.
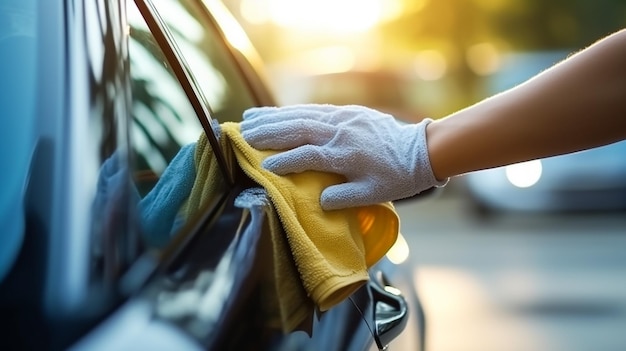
xmin=94 ymin=144 xmax=196 ymax=249
xmin=186 ymin=122 xmax=400 ymax=331
xmin=140 ymin=142 xmax=197 ymax=247
xmin=236 ymin=187 xmax=314 ymax=333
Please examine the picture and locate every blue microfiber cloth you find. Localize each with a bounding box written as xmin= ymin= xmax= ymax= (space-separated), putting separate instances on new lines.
xmin=140 ymin=142 xmax=197 ymax=247
xmin=94 ymin=150 xmax=139 ymax=222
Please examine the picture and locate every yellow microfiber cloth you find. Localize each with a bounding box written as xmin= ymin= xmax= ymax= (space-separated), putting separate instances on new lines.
xmin=187 ymin=122 xmax=400 ymax=331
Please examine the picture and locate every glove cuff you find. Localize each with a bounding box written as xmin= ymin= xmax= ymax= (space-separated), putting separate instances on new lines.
xmin=413 ymin=118 xmax=449 ymax=192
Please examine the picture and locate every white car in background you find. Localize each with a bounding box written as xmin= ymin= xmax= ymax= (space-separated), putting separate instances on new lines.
xmin=463 ymin=51 xmax=626 ymax=214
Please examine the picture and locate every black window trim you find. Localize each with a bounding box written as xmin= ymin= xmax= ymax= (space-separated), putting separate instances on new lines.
xmin=132 ymin=0 xmax=233 ymax=187
xmin=126 ymin=0 xmax=237 ymax=280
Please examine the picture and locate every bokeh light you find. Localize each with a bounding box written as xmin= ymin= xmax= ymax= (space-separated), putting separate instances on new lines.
xmin=413 ymin=50 xmax=447 ymax=81
xmin=466 ymin=42 xmax=501 ymax=76
xmin=505 ymin=160 xmax=543 ymax=188
xmin=386 ymin=232 xmax=410 ymax=265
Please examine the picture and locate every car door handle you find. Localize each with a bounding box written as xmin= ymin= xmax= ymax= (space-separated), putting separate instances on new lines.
xmin=371 ymin=272 xmax=409 ymax=349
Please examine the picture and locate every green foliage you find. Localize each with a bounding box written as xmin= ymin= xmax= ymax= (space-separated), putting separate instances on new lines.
xmin=381 ymin=0 xmax=626 ymax=51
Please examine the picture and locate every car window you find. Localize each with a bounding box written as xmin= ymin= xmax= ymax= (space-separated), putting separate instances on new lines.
xmin=128 ymin=2 xmax=227 ymax=249
xmin=149 ymin=0 xmax=257 ymax=123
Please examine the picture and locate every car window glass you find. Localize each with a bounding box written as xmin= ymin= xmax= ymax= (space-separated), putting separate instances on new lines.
xmin=150 ymin=0 xmax=256 ymax=123
xmin=128 ymin=2 xmax=226 ymax=249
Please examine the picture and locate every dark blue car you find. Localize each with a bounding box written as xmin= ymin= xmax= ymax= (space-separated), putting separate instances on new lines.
xmin=0 ymin=0 xmax=424 ymax=350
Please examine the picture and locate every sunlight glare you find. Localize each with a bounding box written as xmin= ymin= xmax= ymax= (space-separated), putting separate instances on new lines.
xmin=205 ymin=0 xmax=257 ymax=57
xmin=291 ymin=45 xmax=356 ymax=75
xmin=265 ymin=0 xmax=384 ymax=34
xmin=239 ymin=0 xmax=269 ymax=25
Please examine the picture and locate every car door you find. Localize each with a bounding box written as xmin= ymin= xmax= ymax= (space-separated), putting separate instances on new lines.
xmin=74 ymin=0 xmax=412 ymax=349
xmin=126 ymin=0 xmax=377 ymax=348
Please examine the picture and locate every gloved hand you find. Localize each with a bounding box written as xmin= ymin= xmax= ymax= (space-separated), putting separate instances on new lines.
xmin=241 ymin=104 xmax=448 ymax=210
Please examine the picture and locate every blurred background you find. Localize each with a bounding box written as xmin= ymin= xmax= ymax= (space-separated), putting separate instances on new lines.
xmin=220 ymin=1 xmax=626 ymax=350
xmin=223 ymin=0 xmax=626 ymax=121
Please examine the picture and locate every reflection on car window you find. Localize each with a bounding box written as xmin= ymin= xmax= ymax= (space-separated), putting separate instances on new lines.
xmin=0 ymin=1 xmax=37 ymax=282
xmin=150 ymin=0 xmax=256 ymax=123
xmin=128 ymin=3 xmax=226 ymax=248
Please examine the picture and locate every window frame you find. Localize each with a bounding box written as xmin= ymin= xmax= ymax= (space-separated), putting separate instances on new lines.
xmin=132 ymin=0 xmax=232 ymax=186
xmin=130 ymin=0 xmax=238 ymax=270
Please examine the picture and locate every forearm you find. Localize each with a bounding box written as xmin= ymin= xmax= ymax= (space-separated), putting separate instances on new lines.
xmin=427 ymin=29 xmax=626 ymax=180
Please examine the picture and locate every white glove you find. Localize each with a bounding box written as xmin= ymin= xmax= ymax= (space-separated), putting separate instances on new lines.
xmin=241 ymin=104 xmax=447 ymax=210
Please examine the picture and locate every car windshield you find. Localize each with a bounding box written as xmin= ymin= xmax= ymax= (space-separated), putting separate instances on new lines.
xmin=0 ymin=1 xmax=37 ymax=281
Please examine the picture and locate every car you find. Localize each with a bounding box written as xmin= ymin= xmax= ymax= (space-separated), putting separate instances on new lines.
xmin=462 ymin=51 xmax=626 ymax=215
xmin=0 ymin=0 xmax=425 ymax=350
xmin=463 ymin=141 xmax=626 ymax=214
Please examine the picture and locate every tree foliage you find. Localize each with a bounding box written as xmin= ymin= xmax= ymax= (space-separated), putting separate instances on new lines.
xmin=380 ymin=0 xmax=626 ymax=52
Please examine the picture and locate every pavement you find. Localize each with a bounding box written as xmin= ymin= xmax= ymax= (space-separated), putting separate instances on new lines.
xmin=393 ymin=179 xmax=626 ymax=351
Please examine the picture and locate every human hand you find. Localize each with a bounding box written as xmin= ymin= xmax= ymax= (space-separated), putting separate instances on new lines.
xmin=241 ymin=104 xmax=447 ymax=210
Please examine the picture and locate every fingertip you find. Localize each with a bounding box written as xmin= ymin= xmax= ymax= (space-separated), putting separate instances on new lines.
xmin=240 ymin=129 xmax=254 ymax=145
xmin=320 ymin=187 xmax=351 ymax=211
xmin=239 ymin=118 xmax=256 ymax=132
xmin=240 ymin=128 xmax=264 ymax=149
xmin=320 ymin=199 xmax=341 ymax=211
xmin=242 ymin=108 xmax=259 ymax=120
xmin=321 ymin=182 xmax=377 ymax=210
xmin=261 ymin=156 xmax=289 ymax=175
xmin=320 ymin=196 xmax=349 ymax=211
xmin=261 ymin=146 xmax=324 ymax=175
